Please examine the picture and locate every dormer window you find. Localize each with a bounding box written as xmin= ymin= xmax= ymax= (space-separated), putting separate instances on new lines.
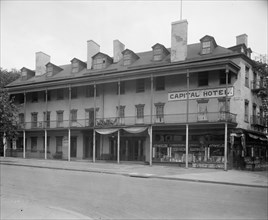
xmin=72 ymin=61 xmax=79 ymax=73
xmin=202 ymin=41 xmax=211 ymax=54
xmin=122 ymin=49 xmax=139 ymax=66
xmin=46 ymin=62 xmax=62 ymax=77
xmin=152 ymin=43 xmax=170 ymax=62
xmin=154 ymin=48 xmax=162 ymax=61
xmin=93 ymin=57 xmax=106 ymax=70
xmin=92 ymin=52 xmax=113 ymax=70
xmin=123 ymin=53 xmax=131 ymax=66
xmin=47 ymin=65 xmax=53 ymax=77
xmin=200 ymin=35 xmax=217 ymax=55
xmin=20 ymin=67 xmax=35 ymax=81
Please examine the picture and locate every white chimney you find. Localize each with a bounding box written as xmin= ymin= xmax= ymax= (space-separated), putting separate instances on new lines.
xmin=236 ymin=34 xmax=248 ymax=47
xmin=87 ymin=40 xmax=100 ymax=69
xmin=35 ymin=52 xmax=50 ymax=76
xmin=171 ymin=19 xmax=188 ymax=62
xmin=113 ymin=40 xmax=125 ymax=63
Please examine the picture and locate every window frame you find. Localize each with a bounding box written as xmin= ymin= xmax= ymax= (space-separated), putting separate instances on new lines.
xmin=57 ymin=89 xmax=64 ymax=100
xmin=244 ymin=100 xmax=249 ymax=123
xmin=219 ymin=70 xmax=231 ymax=85
xmin=155 ymin=76 xmax=165 ymax=91
xmin=198 ymin=72 xmax=209 ymax=87
xmin=136 ymin=79 xmax=145 ymax=93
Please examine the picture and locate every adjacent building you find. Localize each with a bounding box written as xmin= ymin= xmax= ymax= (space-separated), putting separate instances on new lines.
xmin=4 ymin=20 xmax=268 ymax=170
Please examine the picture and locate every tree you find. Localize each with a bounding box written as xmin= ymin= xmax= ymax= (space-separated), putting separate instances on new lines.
xmin=0 ymin=68 xmax=21 ymax=155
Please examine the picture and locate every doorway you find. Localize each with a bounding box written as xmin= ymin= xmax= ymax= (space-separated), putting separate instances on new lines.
xmin=71 ymin=137 xmax=77 ymax=157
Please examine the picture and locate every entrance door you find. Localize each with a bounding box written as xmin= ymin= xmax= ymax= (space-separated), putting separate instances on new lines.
xmin=84 ymin=135 xmax=92 ymax=159
xmin=85 ymin=109 xmax=94 ymax=127
xmin=71 ymin=137 xmax=77 ymax=157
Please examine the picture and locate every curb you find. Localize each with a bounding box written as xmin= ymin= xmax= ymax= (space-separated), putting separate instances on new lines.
xmin=1 ymin=162 xmax=267 ymax=189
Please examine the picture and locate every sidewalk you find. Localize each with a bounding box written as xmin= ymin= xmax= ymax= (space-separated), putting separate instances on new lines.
xmin=1 ymin=157 xmax=267 ymax=188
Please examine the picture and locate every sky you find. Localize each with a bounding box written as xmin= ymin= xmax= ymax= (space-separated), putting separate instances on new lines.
xmin=1 ymin=0 xmax=267 ymax=71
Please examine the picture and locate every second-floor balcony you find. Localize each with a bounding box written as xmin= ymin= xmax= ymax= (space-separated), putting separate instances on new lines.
xmin=251 ymin=115 xmax=267 ymax=127
xmin=251 ymin=80 xmax=266 ymax=92
xmin=17 ymin=112 xmax=237 ymax=130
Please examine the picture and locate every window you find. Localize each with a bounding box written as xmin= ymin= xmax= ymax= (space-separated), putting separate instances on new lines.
xmin=244 ymin=100 xmax=249 ymax=122
xmin=85 ymin=108 xmax=95 ymax=127
xmin=201 ymin=41 xmax=211 ymax=54
xmin=47 ymin=65 xmax=53 ymax=77
xmin=153 ymin=48 xmax=162 ymax=61
xmin=245 ymin=66 xmax=249 ymax=88
xmin=44 ymin=91 xmax=51 ymax=101
xmin=117 ymin=82 xmax=125 ymax=95
xmin=117 ymin=106 xmax=125 ymax=118
xmin=31 ymin=92 xmax=38 ymax=102
xmin=43 ymin=112 xmax=50 ymax=128
xmin=57 ymin=89 xmax=64 ymax=100
xmin=155 ymin=103 xmax=164 ymax=123
xmin=219 ymin=70 xmax=231 ymax=85
xmin=31 ymin=137 xmax=37 ymax=152
xmin=198 ymin=72 xmax=208 ymax=86
xmin=252 ymin=104 xmax=257 ymax=116
xmin=43 ymin=136 xmax=50 ymax=152
xmin=123 ymin=53 xmax=131 ymax=66
xmin=72 ymin=61 xmax=79 ymax=73
xmin=57 ymin=111 xmax=64 ymax=127
xmin=31 ymin=112 xmax=38 ymax=128
xmin=56 ymin=136 xmax=63 ymax=153
xmin=93 ymin=57 xmax=106 ymax=70
xmin=71 ymin=88 xmax=77 ymax=99
xmin=136 ymin=104 xmax=144 ymax=119
xmin=136 ymin=79 xmax=145 ymax=93
xmin=197 ymin=102 xmax=208 ymax=121
xmin=155 ymin=76 xmax=165 ymax=91
xmin=70 ymin=109 xmax=77 ymax=122
xmin=86 ymin=85 xmax=99 ymax=97
xmin=218 ymin=99 xmax=230 ymax=121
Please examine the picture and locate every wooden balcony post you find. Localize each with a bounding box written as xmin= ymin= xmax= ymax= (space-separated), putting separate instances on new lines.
xmin=150 ymin=74 xmax=153 ymax=124
xmin=117 ymin=130 xmax=120 ymax=164
xmin=224 ymin=66 xmax=229 ymax=171
xmin=149 ymin=126 xmax=153 ymax=166
xmin=94 ymin=82 xmax=96 ymax=127
xmin=45 ymin=89 xmax=48 ymax=160
xmin=23 ymin=130 xmax=26 ymax=158
xmin=68 ymin=128 xmax=71 ymax=161
xmin=186 ymin=70 xmax=189 ymax=168
xmin=93 ymin=129 xmax=96 ymax=163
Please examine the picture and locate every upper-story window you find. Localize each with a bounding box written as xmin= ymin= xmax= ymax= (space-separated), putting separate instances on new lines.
xmin=219 ymin=70 xmax=231 ymax=85
xmin=31 ymin=92 xmax=38 ymax=103
xmin=123 ymin=53 xmax=131 ymax=66
xmin=245 ymin=66 xmax=249 ymax=88
xmin=47 ymin=65 xmax=53 ymax=77
xmin=153 ymin=48 xmax=162 ymax=61
xmin=71 ymin=88 xmax=77 ymax=99
xmin=152 ymin=43 xmax=169 ymax=62
xmin=57 ymin=89 xmax=64 ymax=100
xmin=136 ymin=79 xmax=145 ymax=93
xmin=86 ymin=85 xmax=99 ymax=97
xmin=31 ymin=112 xmax=38 ymax=128
xmin=19 ymin=113 xmax=25 ymax=124
xmin=136 ymin=104 xmax=145 ymax=119
xmin=155 ymin=76 xmax=165 ymax=91
xmin=198 ymin=72 xmax=209 ymax=86
xmin=70 ymin=109 xmax=77 ymax=122
xmin=244 ymin=100 xmax=249 ymax=123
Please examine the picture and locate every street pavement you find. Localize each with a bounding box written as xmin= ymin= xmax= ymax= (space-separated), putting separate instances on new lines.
xmin=1 ymin=156 xmax=268 ymax=219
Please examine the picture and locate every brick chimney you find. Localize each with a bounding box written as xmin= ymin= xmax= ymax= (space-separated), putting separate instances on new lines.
xmin=87 ymin=40 xmax=100 ymax=69
xmin=236 ymin=34 xmax=248 ymax=47
xmin=35 ymin=52 xmax=50 ymax=76
xmin=113 ymin=40 xmax=125 ymax=63
xmin=171 ymin=19 xmax=188 ymax=62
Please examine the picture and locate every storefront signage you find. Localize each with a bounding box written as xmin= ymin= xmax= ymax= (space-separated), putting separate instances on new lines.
xmin=168 ymin=87 xmax=234 ymax=101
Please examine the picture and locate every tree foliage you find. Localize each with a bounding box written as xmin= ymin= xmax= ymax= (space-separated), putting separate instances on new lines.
xmin=0 ymin=68 xmax=21 ymax=140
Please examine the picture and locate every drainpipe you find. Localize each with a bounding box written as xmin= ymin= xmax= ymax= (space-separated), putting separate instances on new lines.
xmin=224 ymin=66 xmax=229 ymax=171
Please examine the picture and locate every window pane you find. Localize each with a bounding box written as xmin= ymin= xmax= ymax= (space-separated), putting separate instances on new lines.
xmin=136 ymin=79 xmax=145 ymax=93
xmin=198 ymin=72 xmax=208 ymax=86
xmin=156 ymin=76 xmax=165 ymax=91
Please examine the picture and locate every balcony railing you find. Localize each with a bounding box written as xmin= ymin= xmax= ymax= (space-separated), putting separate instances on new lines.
xmin=17 ymin=112 xmax=237 ymax=130
xmin=251 ymin=115 xmax=266 ymax=127
xmin=251 ymin=80 xmax=266 ymax=91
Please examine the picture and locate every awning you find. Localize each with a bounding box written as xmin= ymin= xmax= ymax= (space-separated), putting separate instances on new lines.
xmin=123 ymin=127 xmax=148 ymax=134
xmin=95 ymin=128 xmax=119 ymax=135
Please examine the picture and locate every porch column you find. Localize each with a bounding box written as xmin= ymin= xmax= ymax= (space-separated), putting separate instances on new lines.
xmin=118 ymin=80 xmax=120 ymax=121
xmin=3 ymin=132 xmax=6 ymax=157
xmin=117 ymin=130 xmax=120 ymax=164
xmin=68 ymin=129 xmax=71 ymax=161
xmin=93 ymin=130 xmax=96 ymax=163
xmin=224 ymin=67 xmax=229 ymax=171
xmin=44 ymin=130 xmax=47 ymax=160
xmin=185 ymin=70 xmax=190 ymax=168
xmin=150 ymin=74 xmax=153 ymax=124
xmin=23 ymin=91 xmax=26 ymax=158
xmin=45 ymin=89 xmax=48 ymax=160
xmin=149 ymin=126 xmax=153 ymax=166
xmin=23 ymin=130 xmax=26 ymax=158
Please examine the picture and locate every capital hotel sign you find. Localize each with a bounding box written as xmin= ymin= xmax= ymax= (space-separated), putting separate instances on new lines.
xmin=168 ymin=87 xmax=234 ymax=101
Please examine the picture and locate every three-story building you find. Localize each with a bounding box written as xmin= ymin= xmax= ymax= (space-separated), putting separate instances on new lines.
xmin=5 ymin=20 xmax=267 ymax=170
